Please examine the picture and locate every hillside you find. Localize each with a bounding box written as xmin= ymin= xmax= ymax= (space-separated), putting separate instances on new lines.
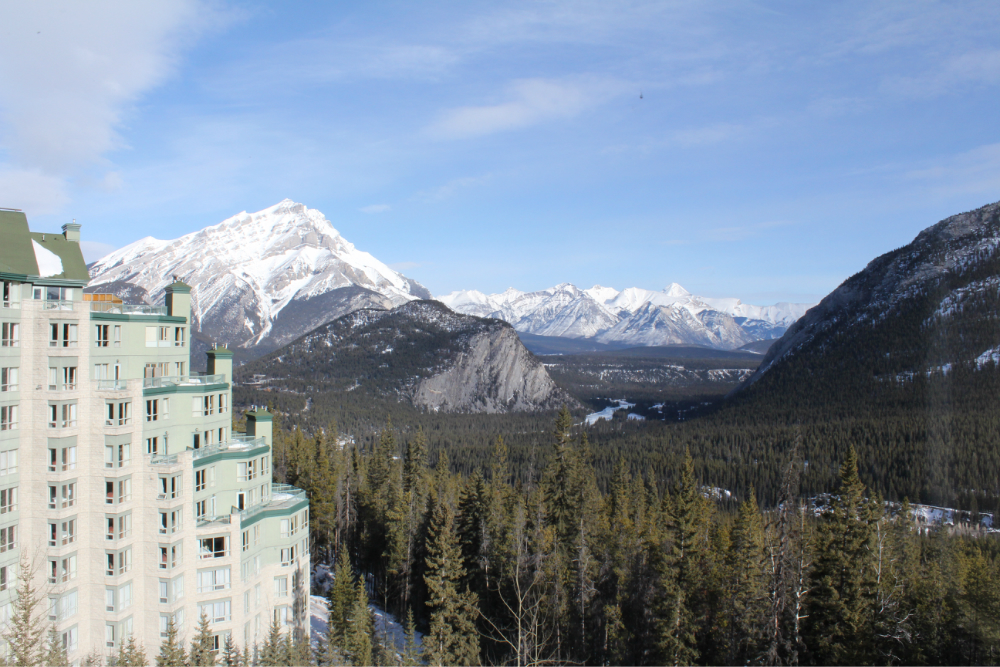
xmin=235 ymin=300 xmax=575 ymax=414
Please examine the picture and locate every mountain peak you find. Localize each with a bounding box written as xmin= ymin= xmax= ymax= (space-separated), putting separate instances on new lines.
xmin=664 ymin=282 xmax=691 ymax=297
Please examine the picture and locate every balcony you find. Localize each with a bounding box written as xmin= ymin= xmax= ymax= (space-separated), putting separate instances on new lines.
xmin=239 ymin=484 xmax=307 ymax=524
xmin=42 ymin=300 xmax=75 ymax=311
xmin=143 ymin=374 xmax=224 ymax=389
xmin=96 ymin=379 xmax=128 ymax=391
xmin=89 ymin=302 xmax=167 ymax=316
xmin=191 ymin=435 xmax=266 ymax=461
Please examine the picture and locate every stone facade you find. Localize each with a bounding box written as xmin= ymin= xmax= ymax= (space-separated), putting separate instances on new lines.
xmin=0 ymin=213 xmax=309 ymax=662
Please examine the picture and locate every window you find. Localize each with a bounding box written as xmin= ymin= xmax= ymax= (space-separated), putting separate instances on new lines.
xmin=55 ymin=446 xmax=77 ymax=471
xmin=106 ymin=401 xmax=130 ymax=426
xmin=146 ymin=399 xmax=158 ymax=422
xmin=1 ymin=323 xmax=18 ymax=347
xmin=146 ymin=437 xmax=158 ymax=455
xmin=114 ymin=325 xmax=121 ymax=347
xmin=61 ymin=403 xmax=77 ymax=428
xmin=197 ymin=567 xmax=231 ymax=593
xmin=96 ymin=324 xmax=109 ymax=347
xmin=62 ymin=626 xmax=78 ymax=653
xmin=0 ymin=565 xmax=7 ymax=591
xmin=119 ymin=583 xmax=133 ymax=610
xmin=199 ymin=537 xmax=227 ymax=559
xmin=48 ymin=404 xmax=57 ymax=428
xmin=195 ymin=469 xmax=206 ymax=492
xmin=61 ymin=482 xmax=76 ymax=508
xmin=117 ymin=513 xmax=132 ymax=540
xmin=62 ymin=367 xmax=76 ymax=390
xmin=160 ymin=614 xmax=170 ymax=638
xmin=106 ymin=588 xmax=116 ymax=612
xmin=280 ymin=515 xmax=299 ymax=538
xmin=1 ymin=406 xmax=18 ymax=431
xmin=173 ymin=575 xmax=184 ymax=601
xmin=106 ymin=623 xmax=116 ymax=648
xmin=175 ymin=361 xmax=186 ymax=376
xmin=242 ymin=530 xmax=249 ymax=552
xmin=106 ymin=549 xmax=131 ymax=576
xmin=159 ymin=326 xmax=170 ymax=346
xmin=274 ymin=606 xmax=291 ymax=626
xmin=158 ymin=580 xmax=169 ymax=604
xmin=118 ymin=479 xmax=131 ymax=503
xmin=200 ymin=599 xmax=232 ymax=624
xmin=49 ymin=522 xmax=57 ymax=546
xmin=94 ymin=363 xmax=109 ymax=380
xmin=0 ymin=487 xmax=16 ymax=513
xmin=0 ymin=368 xmax=17 ymax=392
xmin=219 ymin=393 xmax=228 ymax=413
xmin=209 ymin=465 xmax=216 ymax=487
xmin=159 ymin=510 xmax=182 ymax=535
xmin=274 ymin=576 xmax=288 ymax=597
xmin=48 ymin=368 xmax=58 ymax=391
xmin=105 ymin=442 xmax=130 ymax=468
xmin=50 ymin=323 xmax=78 ymax=348
xmin=162 ymin=398 xmax=170 ymax=419
xmin=48 ymin=556 xmax=76 ymax=584
xmin=60 ymin=519 xmax=76 ymax=545
xmin=253 ymin=524 xmax=261 ymax=547
xmin=159 ymin=475 xmax=180 ymax=499
xmin=261 ymin=455 xmax=270 ymax=476
xmin=50 ymin=591 xmax=78 ymax=621
xmin=280 ymin=545 xmax=296 ymax=567
xmin=159 ymin=545 xmax=183 ymax=570
xmin=195 ymin=499 xmax=206 ymax=519
xmin=0 ymin=524 xmax=16 ymax=552
xmin=174 ymin=327 xmax=185 ymax=347
xmin=145 ymin=327 xmax=157 ymax=348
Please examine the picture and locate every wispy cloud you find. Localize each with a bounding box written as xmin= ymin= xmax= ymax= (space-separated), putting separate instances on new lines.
xmin=80 ymin=240 xmax=118 ymax=263
xmin=389 ymin=261 xmax=421 ymax=271
xmin=885 ymin=49 xmax=1000 ymax=98
xmin=425 ymin=77 xmax=628 ymax=140
xmin=0 ymin=0 xmax=225 ymax=211
xmin=360 ymin=204 xmax=391 ymax=214
xmin=902 ymin=142 xmax=1000 ymax=197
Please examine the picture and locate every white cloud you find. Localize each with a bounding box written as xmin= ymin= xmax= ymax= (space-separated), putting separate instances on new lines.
xmin=903 ymin=142 xmax=1000 ymax=197
xmin=0 ymin=0 xmax=221 ymax=207
xmin=426 ymin=77 xmax=627 ymax=140
xmin=360 ymin=204 xmax=391 ymax=214
xmin=0 ymin=168 xmax=68 ymax=214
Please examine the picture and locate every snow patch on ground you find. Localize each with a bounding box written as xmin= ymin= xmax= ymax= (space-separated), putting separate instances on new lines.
xmin=584 ymin=399 xmax=635 ymax=425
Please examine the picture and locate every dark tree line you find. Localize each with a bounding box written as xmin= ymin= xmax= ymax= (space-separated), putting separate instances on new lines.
xmin=266 ymin=408 xmax=1000 ymax=666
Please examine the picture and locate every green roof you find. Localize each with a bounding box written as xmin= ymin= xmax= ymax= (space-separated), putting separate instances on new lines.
xmin=165 ymin=281 xmax=191 ymax=294
xmin=0 ymin=210 xmax=89 ymax=282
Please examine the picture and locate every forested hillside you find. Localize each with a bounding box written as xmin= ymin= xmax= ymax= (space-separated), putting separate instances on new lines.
xmin=265 ymin=409 xmax=1000 ymax=666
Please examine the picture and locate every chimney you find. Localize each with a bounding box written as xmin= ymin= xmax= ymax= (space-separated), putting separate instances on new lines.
xmin=62 ymin=220 xmax=81 ymax=242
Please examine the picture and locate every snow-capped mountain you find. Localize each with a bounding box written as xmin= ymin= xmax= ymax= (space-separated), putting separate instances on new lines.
xmin=437 ymin=283 xmax=813 ymax=350
xmin=87 ymin=200 xmax=430 ymax=356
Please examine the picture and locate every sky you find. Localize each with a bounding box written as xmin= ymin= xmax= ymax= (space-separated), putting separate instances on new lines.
xmin=1 ymin=1 xmax=999 ymax=304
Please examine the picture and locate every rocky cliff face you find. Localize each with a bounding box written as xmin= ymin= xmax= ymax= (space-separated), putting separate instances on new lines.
xmin=236 ymin=300 xmax=575 ymax=414
xmin=412 ymin=325 xmax=566 ymax=413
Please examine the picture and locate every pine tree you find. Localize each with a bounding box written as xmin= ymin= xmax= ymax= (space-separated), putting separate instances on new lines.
xmin=726 ymin=491 xmax=768 ymax=664
xmin=326 ymin=548 xmax=355 ymax=656
xmin=190 ymin=610 xmax=218 ymax=666
xmin=259 ymin=616 xmax=286 ymax=667
xmin=116 ymin=634 xmax=150 ymax=667
xmin=156 ymin=617 xmax=188 ymax=667
xmin=2 ymin=553 xmax=47 ymax=667
xmin=43 ymin=624 xmax=69 ymax=667
xmin=655 ymin=451 xmax=707 ymax=665
xmin=803 ymin=445 xmax=879 ymax=665
xmin=402 ymin=608 xmax=421 ymax=666
xmin=423 ymin=494 xmax=481 ymax=666
xmin=346 ymin=578 xmax=374 ymax=667
xmin=221 ymin=633 xmax=240 ymax=667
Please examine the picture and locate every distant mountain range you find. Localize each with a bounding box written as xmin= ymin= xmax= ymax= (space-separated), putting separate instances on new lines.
xmin=438 ymin=283 xmax=813 ymax=350
xmin=86 ymin=200 xmax=429 ymax=358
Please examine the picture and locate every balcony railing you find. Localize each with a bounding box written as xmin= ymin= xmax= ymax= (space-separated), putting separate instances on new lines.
xmin=42 ymin=300 xmax=75 ymax=311
xmin=96 ymin=379 xmax=128 ymax=391
xmin=1 ymin=301 xmax=19 ymax=309
xmin=191 ymin=436 xmax=266 ymax=461
xmin=143 ymin=374 xmax=225 ymax=389
xmin=239 ymin=484 xmax=307 ymax=524
xmin=89 ymin=302 xmax=167 ymax=315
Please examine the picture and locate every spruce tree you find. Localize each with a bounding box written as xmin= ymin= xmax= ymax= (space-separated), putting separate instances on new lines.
xmin=423 ymin=494 xmax=481 ymax=666
xmin=326 ymin=548 xmax=355 ymax=655
xmin=43 ymin=624 xmax=69 ymax=667
xmin=259 ymin=616 xmax=286 ymax=667
xmin=117 ymin=634 xmax=150 ymax=667
xmin=2 ymin=554 xmax=47 ymax=667
xmin=221 ymin=633 xmax=240 ymax=667
xmin=190 ymin=610 xmax=217 ymax=666
xmin=727 ymin=491 xmax=768 ymax=664
xmin=156 ymin=617 xmax=188 ymax=667
xmin=402 ymin=608 xmax=421 ymax=666
xmin=346 ymin=578 xmax=373 ymax=667
xmin=803 ymin=445 xmax=879 ymax=665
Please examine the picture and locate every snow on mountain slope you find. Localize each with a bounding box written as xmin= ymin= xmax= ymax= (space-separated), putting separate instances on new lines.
xmin=88 ymin=200 xmax=430 ymax=354
xmin=438 ymin=282 xmax=814 ymax=350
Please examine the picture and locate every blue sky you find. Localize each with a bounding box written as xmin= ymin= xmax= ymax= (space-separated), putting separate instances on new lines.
xmin=1 ymin=1 xmax=999 ymax=303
